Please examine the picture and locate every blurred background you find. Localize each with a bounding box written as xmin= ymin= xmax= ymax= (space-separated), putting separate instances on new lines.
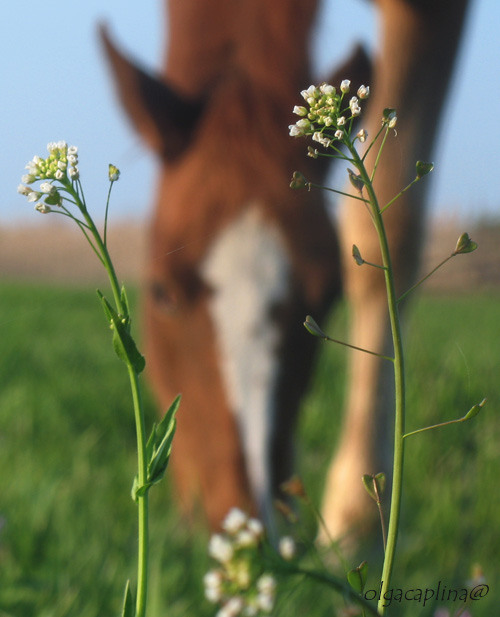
xmin=2 ymin=0 xmax=499 ymax=285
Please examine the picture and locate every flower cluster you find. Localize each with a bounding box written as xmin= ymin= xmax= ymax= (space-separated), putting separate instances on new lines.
xmin=205 ymin=508 xmax=289 ymax=617
xmin=288 ymin=81 xmax=370 ymax=149
xmin=17 ymin=141 xmax=79 ymax=213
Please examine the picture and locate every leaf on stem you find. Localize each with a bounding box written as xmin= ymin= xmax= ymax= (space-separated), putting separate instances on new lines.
xmin=147 ymin=394 xmax=180 ymax=485
xmin=133 ymin=395 xmax=180 ymax=500
xmin=415 ymin=161 xmax=434 ymax=179
xmin=352 ymin=244 xmax=364 ymax=266
xmin=121 ymin=580 xmax=134 ymax=617
xmin=303 ymin=315 xmax=329 ymax=339
xmin=97 ymin=290 xmax=145 ymax=374
xmin=347 ymin=561 xmax=368 ymax=593
xmin=453 ymin=232 xmax=478 ymax=255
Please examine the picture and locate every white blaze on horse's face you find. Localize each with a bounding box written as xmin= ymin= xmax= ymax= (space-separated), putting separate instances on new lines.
xmin=201 ymin=205 xmax=291 ymax=522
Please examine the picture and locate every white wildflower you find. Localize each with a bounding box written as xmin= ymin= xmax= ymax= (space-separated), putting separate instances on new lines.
xmin=222 ymin=508 xmax=248 ymax=535
xmin=67 ymin=145 xmax=78 ymax=156
xmin=357 ymin=85 xmax=370 ymax=99
xmin=68 ymin=166 xmax=79 ymax=180
xmin=312 ymin=132 xmax=332 ymax=148
xmin=256 ymin=575 xmax=276 ymax=595
xmin=279 ymin=536 xmax=296 ymax=560
xmin=334 ymin=129 xmax=344 ymax=140
xmin=340 ymin=79 xmax=351 ymax=93
xmin=35 ymin=203 xmax=51 ymax=214
xmin=293 ymin=105 xmax=308 ymax=117
xmin=27 ymin=191 xmax=41 ymax=202
xmin=39 ymin=182 xmax=55 ymax=195
xmin=246 ymin=518 xmax=264 ymax=539
xmin=208 ymin=534 xmax=234 ymax=563
xmin=320 ymin=83 xmax=335 ymax=95
xmin=337 ymin=116 xmax=346 ymax=126
xmin=289 ymin=124 xmax=304 ymax=137
xmin=357 ymin=129 xmax=368 ymax=143
xmin=256 ymin=592 xmax=274 ymax=613
xmin=17 ymin=184 xmax=32 ymax=196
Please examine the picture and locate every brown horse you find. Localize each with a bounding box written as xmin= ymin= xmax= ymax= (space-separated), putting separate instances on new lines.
xmin=101 ymin=0 xmax=470 ymax=544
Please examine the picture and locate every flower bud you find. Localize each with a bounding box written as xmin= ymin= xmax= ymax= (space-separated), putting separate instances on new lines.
xmin=108 ymin=164 xmax=121 ymax=182
xmin=340 ymin=79 xmax=351 ymax=93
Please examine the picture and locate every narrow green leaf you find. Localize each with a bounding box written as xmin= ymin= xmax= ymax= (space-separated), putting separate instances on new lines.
xmin=147 ymin=395 xmax=180 ymax=485
xmin=97 ymin=291 xmax=145 ymax=373
xmin=121 ymin=580 xmax=134 ymax=617
xmin=120 ymin=284 xmax=131 ymax=319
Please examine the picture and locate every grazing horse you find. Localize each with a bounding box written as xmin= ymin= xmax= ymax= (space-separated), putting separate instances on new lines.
xmin=101 ymin=0 xmax=470 ymax=543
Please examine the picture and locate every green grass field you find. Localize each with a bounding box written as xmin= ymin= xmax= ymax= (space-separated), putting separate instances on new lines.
xmin=0 ymin=282 xmax=498 ymax=616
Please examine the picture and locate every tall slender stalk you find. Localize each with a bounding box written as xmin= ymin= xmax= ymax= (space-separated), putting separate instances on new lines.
xmin=348 ymin=141 xmax=406 ymax=614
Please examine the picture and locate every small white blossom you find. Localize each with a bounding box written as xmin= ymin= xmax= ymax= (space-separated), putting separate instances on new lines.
xmin=279 ymin=536 xmax=296 ymax=560
xmin=256 ymin=593 xmax=274 ymax=613
xmin=68 ymin=166 xmax=79 ymax=180
xmin=357 ymin=85 xmax=370 ymax=99
xmin=350 ymin=104 xmax=361 ymax=117
xmin=301 ymin=85 xmax=318 ymax=101
xmin=246 ymin=518 xmax=264 ymax=539
xmin=334 ymin=129 xmax=344 ymax=140
xmin=289 ymin=124 xmax=304 ymax=137
xmin=209 ymin=534 xmax=234 ymax=563
xmin=357 ymin=129 xmax=368 ymax=143
xmin=55 ymin=169 xmax=64 ymax=180
xmin=67 ymin=145 xmax=78 ymax=156
xmin=35 ymin=203 xmax=51 ymax=214
xmin=218 ymin=596 xmax=244 ymax=617
xmin=17 ymin=184 xmax=32 ymax=196
xmin=234 ymin=529 xmax=257 ymax=548
xmin=324 ymin=116 xmax=333 ymax=127
xmin=388 ymin=114 xmax=397 ymax=128
xmin=337 ymin=116 xmax=346 ymax=126
xmin=320 ymin=83 xmax=335 ymax=95
xmin=222 ymin=508 xmax=248 ymax=535
xmin=39 ymin=182 xmax=55 ymax=195
xmin=256 ymin=575 xmax=276 ymax=595
xmin=340 ymin=79 xmax=351 ymax=93
xmin=68 ymin=154 xmax=77 ymax=165
xmin=312 ymin=132 xmax=332 ymax=148
xmin=293 ymin=105 xmax=307 ymax=117
xmin=27 ymin=191 xmax=41 ymax=202
xmin=21 ymin=174 xmax=35 ymax=184
xmin=307 ymin=147 xmax=319 ymax=159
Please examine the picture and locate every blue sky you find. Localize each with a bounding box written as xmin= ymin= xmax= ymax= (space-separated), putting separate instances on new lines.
xmin=3 ymin=0 xmax=499 ymax=225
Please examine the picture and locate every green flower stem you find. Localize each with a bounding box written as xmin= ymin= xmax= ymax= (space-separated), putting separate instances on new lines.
xmin=65 ymin=180 xmax=125 ymax=316
xmin=397 ymin=254 xmax=455 ymax=303
xmin=348 ymin=138 xmax=406 ymax=615
xmin=379 ymin=178 xmax=418 ymax=215
xmin=128 ymin=364 xmax=149 ymax=617
xmin=308 ymin=183 xmax=369 ymax=204
xmin=65 ymin=178 xmax=150 ymax=616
